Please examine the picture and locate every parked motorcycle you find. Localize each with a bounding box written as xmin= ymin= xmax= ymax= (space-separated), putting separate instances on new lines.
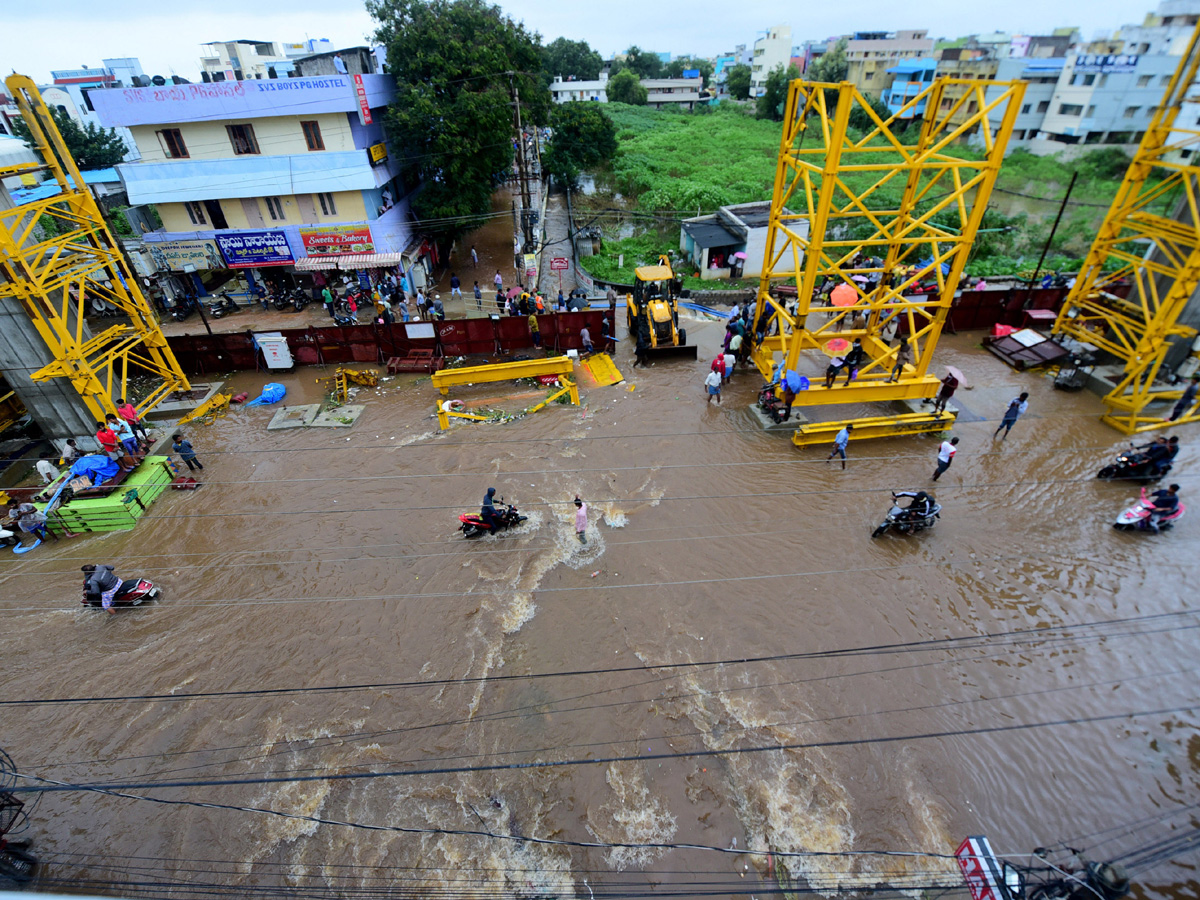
xmin=0 ymin=837 xmax=37 ymax=884
xmin=171 ymin=295 xmax=196 ymax=322
xmin=207 ymin=291 xmax=240 ymax=319
xmin=271 ymin=291 xmax=292 ymax=311
xmin=872 ymin=491 xmax=941 ymax=538
xmin=1097 ymin=446 xmax=1172 ymax=482
xmin=1113 ymin=487 xmax=1185 ymax=532
xmin=81 ymin=569 xmax=161 ymax=610
xmin=459 ymin=500 xmax=528 ymax=538
xmin=292 ymin=288 xmax=311 ymax=312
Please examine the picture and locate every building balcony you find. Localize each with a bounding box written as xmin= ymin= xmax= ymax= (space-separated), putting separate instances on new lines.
xmin=118 ymin=151 xmax=400 ymax=205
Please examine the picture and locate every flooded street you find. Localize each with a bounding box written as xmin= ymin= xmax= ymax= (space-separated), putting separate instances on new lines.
xmin=2 ymin=317 xmax=1198 ymax=899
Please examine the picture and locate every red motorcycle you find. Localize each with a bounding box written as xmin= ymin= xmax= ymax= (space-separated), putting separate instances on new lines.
xmin=81 ymin=566 xmax=161 ymax=610
xmin=458 ymin=500 xmax=527 ymax=538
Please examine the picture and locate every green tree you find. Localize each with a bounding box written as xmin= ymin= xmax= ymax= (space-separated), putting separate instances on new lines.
xmin=725 ymin=64 xmax=752 ymax=100
xmin=847 ymin=92 xmax=892 ymax=131
xmin=606 ymin=69 xmax=648 ymax=105
xmin=665 ymin=56 xmax=715 ymax=87
xmin=806 ymin=37 xmax=848 ymax=83
xmin=11 ymin=106 xmax=127 ymax=170
xmin=623 ymin=46 xmax=663 ymax=78
xmin=542 ymin=37 xmax=603 ymax=82
xmin=367 ymin=0 xmax=548 ymax=243
xmin=755 ymin=63 xmax=801 ymax=121
xmin=543 ymin=103 xmax=617 ymax=187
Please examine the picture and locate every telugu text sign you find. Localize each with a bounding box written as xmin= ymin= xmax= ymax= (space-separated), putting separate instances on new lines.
xmin=145 ymin=239 xmax=225 ymax=272
xmin=300 ymin=225 xmax=375 ymax=257
xmin=215 ymin=230 xmax=294 ymax=268
xmin=550 ymin=257 xmax=569 ymax=271
xmin=1073 ymin=53 xmax=1139 ymax=74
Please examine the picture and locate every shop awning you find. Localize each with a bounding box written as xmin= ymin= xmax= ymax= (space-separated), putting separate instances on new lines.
xmin=683 ymin=220 xmax=741 ymax=249
xmin=295 ymin=252 xmax=407 ymax=271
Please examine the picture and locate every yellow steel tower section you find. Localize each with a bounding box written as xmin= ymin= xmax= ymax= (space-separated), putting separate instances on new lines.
xmin=0 ymin=75 xmax=189 ymax=422
xmin=750 ymin=77 xmax=1024 ymax=446
xmin=1052 ymin=25 xmax=1200 ymax=434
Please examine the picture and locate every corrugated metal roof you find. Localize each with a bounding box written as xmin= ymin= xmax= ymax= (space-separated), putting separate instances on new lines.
xmin=682 ymin=220 xmax=741 ymax=248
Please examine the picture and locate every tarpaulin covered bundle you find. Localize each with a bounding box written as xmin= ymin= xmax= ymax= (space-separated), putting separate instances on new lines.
xmin=244 ymin=383 xmax=287 ymax=407
xmin=70 ymin=454 xmax=120 ymax=485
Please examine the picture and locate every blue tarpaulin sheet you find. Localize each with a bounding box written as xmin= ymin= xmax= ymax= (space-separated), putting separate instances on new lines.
xmin=245 ymin=383 xmax=286 ymax=406
xmin=70 ymin=454 xmax=120 ymax=485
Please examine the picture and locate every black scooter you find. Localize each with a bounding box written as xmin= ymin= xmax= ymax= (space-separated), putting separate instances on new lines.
xmin=1098 ymin=446 xmax=1172 ymax=482
xmin=171 ymin=296 xmax=197 ymax=322
xmin=207 ymin=292 xmax=240 ymax=319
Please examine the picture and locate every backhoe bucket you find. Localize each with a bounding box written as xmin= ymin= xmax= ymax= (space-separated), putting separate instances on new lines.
xmin=645 ymin=343 xmax=697 ymax=360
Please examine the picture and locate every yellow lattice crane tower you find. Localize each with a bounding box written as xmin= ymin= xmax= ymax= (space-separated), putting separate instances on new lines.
xmin=750 ymin=76 xmax=1024 ymax=446
xmin=1052 ymin=25 xmax=1200 ymax=434
xmin=0 ymin=75 xmax=189 ymax=425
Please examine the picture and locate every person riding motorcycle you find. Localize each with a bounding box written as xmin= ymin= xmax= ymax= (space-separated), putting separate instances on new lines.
xmin=1147 ymin=484 xmax=1181 ymax=533
xmin=1137 ymin=437 xmax=1173 ymax=475
xmin=893 ymin=490 xmax=935 ymax=522
xmin=481 ymin=487 xmax=498 ymax=531
xmin=81 ymin=563 xmax=123 ymax=613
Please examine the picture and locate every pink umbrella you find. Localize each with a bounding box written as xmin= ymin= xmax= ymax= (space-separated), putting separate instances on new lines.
xmin=733 ymin=251 xmax=747 ymax=260
xmin=945 ymin=364 xmax=968 ymax=388
xmin=824 ymin=337 xmax=850 ymax=356
xmin=830 ymin=283 xmax=858 ymax=307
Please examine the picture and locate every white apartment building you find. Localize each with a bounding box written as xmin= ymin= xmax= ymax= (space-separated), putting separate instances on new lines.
xmin=550 ymin=73 xmax=705 ymax=109
xmin=1115 ymin=0 xmax=1200 ymax=55
xmin=750 ymin=25 xmax=792 ymax=97
xmin=199 ymin=39 xmax=334 ymax=82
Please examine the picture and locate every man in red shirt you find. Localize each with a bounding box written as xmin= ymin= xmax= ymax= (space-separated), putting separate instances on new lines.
xmin=116 ymin=397 xmax=149 ymax=444
xmin=95 ymin=421 xmax=119 ymax=459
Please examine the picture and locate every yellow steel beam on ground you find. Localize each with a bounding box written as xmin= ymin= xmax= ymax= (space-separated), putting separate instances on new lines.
xmin=431 ymin=355 xmax=575 ymax=395
xmin=176 ymin=392 xmax=231 ymax=426
xmin=749 ymin=75 xmax=1024 ymax=439
xmin=1052 ymin=23 xmax=1200 ymax=434
xmin=791 ymin=410 xmax=954 ymax=447
xmin=0 ymin=75 xmax=190 ymax=423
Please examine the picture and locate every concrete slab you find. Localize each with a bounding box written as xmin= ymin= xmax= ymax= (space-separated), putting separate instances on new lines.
xmin=895 ymin=396 xmax=979 ymax=424
xmin=310 ymin=405 xmax=365 ymax=428
xmin=149 ymin=382 xmax=226 ymax=419
xmin=267 ymin=404 xmax=322 ymax=430
xmin=747 ymin=404 xmax=808 ymax=433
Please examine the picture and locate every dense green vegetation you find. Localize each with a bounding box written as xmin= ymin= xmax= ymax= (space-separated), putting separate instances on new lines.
xmin=578 ymin=103 xmax=1141 ymax=283
xmin=12 ymin=106 xmax=127 ymax=170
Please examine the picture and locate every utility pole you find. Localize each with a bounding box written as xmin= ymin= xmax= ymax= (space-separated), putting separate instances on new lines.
xmin=508 ymin=72 xmax=536 ymax=262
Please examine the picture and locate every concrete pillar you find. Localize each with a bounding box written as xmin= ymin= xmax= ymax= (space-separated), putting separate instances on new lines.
xmin=0 ymin=183 xmax=100 ymax=450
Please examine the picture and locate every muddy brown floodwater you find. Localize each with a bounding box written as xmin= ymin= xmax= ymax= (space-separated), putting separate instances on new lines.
xmin=2 ymin=316 xmax=1198 ymax=900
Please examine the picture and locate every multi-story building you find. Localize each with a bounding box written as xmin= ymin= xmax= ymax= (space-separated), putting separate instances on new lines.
xmin=1008 ymin=33 xmax=1079 ymax=59
xmin=845 ymin=30 xmax=936 ymax=98
xmin=199 ymin=39 xmax=334 ymax=82
xmin=750 ymin=25 xmax=792 ymax=97
xmin=550 ymin=73 xmax=609 ymax=103
xmin=934 ymin=50 xmax=1002 ymax=134
xmin=979 ymin=50 xmax=1179 ymax=156
xmin=47 ymin=60 xmax=145 ymax=156
xmin=881 ymin=58 xmax=937 ymax=118
xmin=1115 ymin=0 xmax=1200 ymax=55
xmin=91 ymin=58 xmax=416 ymax=296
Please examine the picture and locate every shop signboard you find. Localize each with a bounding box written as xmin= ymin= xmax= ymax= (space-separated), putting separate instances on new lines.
xmin=146 ymin=239 xmax=225 ymax=272
xmin=353 ymin=73 xmax=373 ymax=125
xmin=1073 ymin=54 xmax=1139 ymax=74
xmin=215 ymin=230 xmax=293 ymax=268
xmin=300 ymin=225 xmax=375 ymax=257
xmin=368 ymin=142 xmax=388 ymax=166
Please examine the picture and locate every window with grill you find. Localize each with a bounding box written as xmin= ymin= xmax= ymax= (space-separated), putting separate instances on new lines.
xmin=264 ymin=197 xmax=285 ymax=221
xmin=1037 ymin=100 xmax=1049 ymax=113
xmin=301 ymin=120 xmax=324 ymax=151
xmin=226 ymin=123 xmax=260 ymax=155
xmin=316 ymin=192 xmax=337 ymax=216
xmin=1058 ymin=104 xmax=1083 ymax=116
xmin=184 ymin=201 xmax=206 ymax=226
xmin=1137 ymin=74 xmax=1153 ymax=87
xmin=1123 ymin=106 xmax=1141 ymax=119
xmin=158 ymin=129 xmax=188 ymax=158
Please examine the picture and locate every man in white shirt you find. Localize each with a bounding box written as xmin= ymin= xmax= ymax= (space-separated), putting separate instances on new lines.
xmin=333 ymin=53 xmax=347 ymax=75
xmin=932 ymin=436 xmax=959 ymax=481
xmin=704 ymin=368 xmax=722 ymax=405
xmin=36 ymin=455 xmax=60 ymax=484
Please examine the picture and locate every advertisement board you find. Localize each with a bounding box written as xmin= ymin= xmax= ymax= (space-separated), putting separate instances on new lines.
xmin=215 ymin=230 xmax=294 ymax=268
xmin=300 ymin=225 xmax=375 ymax=257
xmin=1073 ymin=54 xmax=1139 ymax=74
xmin=353 ymin=73 xmax=373 ymax=125
xmin=368 ymin=142 xmax=388 ymax=166
xmin=146 ymin=239 xmax=225 ymax=272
